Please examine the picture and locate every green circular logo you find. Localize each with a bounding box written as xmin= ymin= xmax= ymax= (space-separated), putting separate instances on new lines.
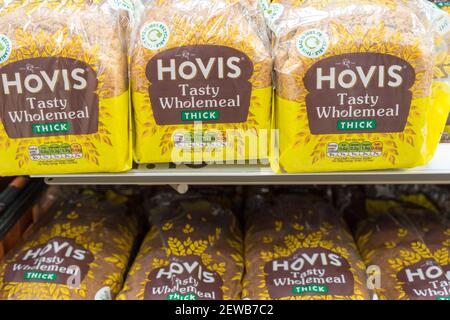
xmin=0 ymin=34 xmax=12 ymax=64
xmin=141 ymin=22 xmax=169 ymax=51
xmin=296 ymin=29 xmax=329 ymax=58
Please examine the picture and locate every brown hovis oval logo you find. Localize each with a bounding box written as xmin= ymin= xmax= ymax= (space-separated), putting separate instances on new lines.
xmin=145 ymin=256 xmax=223 ymax=300
xmin=397 ymin=260 xmax=450 ymax=300
xmin=303 ymin=53 xmax=416 ymax=135
xmin=3 ymin=237 xmax=94 ymax=285
xmin=264 ymin=248 xmax=354 ymax=299
xmin=0 ymin=57 xmax=99 ymax=138
xmin=146 ymin=45 xmax=254 ymax=125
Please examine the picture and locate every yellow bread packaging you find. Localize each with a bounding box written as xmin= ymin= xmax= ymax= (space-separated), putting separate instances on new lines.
xmin=0 ymin=0 xmax=132 ymax=176
xmin=131 ymin=0 xmax=272 ymax=164
xmin=270 ymin=0 xmax=450 ymax=172
xmin=432 ymin=1 xmax=450 ymax=141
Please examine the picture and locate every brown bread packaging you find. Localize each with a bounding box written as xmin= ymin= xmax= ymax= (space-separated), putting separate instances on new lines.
xmin=0 ymin=188 xmax=139 ymax=300
xmin=356 ymin=200 xmax=450 ymax=300
xmin=117 ymin=191 xmax=244 ymax=300
xmin=243 ymin=190 xmax=370 ymax=300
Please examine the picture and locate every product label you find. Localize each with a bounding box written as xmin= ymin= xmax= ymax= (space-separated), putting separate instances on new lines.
xmin=397 ymin=260 xmax=450 ymax=300
xmin=173 ymin=130 xmax=226 ymax=149
xmin=145 ymin=256 xmax=223 ymax=300
xmin=303 ymin=53 xmax=416 ymax=134
xmin=0 ymin=34 xmax=12 ymax=64
xmin=146 ymin=45 xmax=254 ymax=125
xmin=140 ymin=22 xmax=170 ymax=51
xmin=326 ymin=141 xmax=383 ymax=157
xmin=0 ymin=57 xmax=99 ymax=138
xmin=28 ymin=143 xmax=83 ymax=161
xmin=297 ymin=29 xmax=329 ymax=58
xmin=264 ymin=248 xmax=354 ymax=299
xmin=4 ymin=237 xmax=94 ymax=285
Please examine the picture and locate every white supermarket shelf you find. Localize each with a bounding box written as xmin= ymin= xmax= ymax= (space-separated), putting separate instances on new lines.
xmin=37 ymin=144 xmax=450 ymax=186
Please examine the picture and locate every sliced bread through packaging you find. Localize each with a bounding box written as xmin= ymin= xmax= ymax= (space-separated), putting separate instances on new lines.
xmin=0 ymin=0 xmax=132 ymax=175
xmin=270 ymin=0 xmax=450 ymax=172
xmin=131 ymin=0 xmax=273 ymax=164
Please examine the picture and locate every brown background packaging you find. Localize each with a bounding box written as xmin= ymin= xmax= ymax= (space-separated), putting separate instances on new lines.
xmin=355 ymin=202 xmax=449 ymax=300
xmin=243 ymin=190 xmax=370 ymax=300
xmin=117 ymin=192 xmax=244 ymax=300
xmin=0 ymin=188 xmax=139 ymax=300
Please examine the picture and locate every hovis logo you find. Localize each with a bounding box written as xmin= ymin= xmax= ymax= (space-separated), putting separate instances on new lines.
xmin=403 ymin=264 xmax=450 ymax=283
xmin=313 ymin=62 xmax=405 ymax=90
xmin=156 ymin=260 xmax=216 ymax=283
xmin=264 ymin=248 xmax=354 ymax=298
xmin=146 ymin=45 xmax=254 ymax=125
xmin=0 ymin=65 xmax=88 ymax=95
xmin=303 ymin=53 xmax=416 ymax=134
xmin=0 ymin=57 xmax=99 ymax=138
xmin=271 ymin=251 xmax=343 ymax=272
xmin=3 ymin=236 xmax=94 ymax=285
xmin=22 ymin=239 xmax=88 ymax=261
xmin=154 ymin=54 xmax=242 ymax=81
xmin=397 ymin=260 xmax=450 ymax=300
xmin=145 ymin=256 xmax=223 ymax=300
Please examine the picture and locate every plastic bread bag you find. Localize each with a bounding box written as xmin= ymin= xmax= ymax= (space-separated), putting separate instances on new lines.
xmin=269 ymin=0 xmax=450 ymax=173
xmin=332 ymin=185 xmax=367 ymax=234
xmin=130 ymin=0 xmax=273 ymax=164
xmin=0 ymin=0 xmax=132 ymax=176
xmin=364 ymin=184 xmax=450 ymax=214
xmin=355 ymin=199 xmax=449 ymax=300
xmin=0 ymin=187 xmax=139 ymax=300
xmin=243 ymin=190 xmax=370 ymax=300
xmin=430 ymin=1 xmax=450 ymax=142
xmin=422 ymin=212 xmax=449 ymax=285
xmin=117 ymin=191 xmax=244 ymax=300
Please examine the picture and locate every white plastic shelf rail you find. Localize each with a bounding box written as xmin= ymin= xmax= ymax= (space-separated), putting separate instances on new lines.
xmin=37 ymin=144 xmax=450 ymax=186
